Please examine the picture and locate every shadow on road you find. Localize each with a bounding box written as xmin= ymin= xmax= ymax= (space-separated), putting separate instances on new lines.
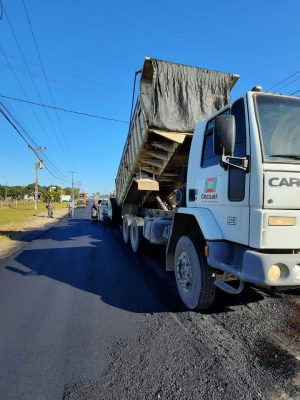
xmin=4 ymin=218 xmax=183 ymax=313
xmin=4 ymin=217 xmax=272 ymax=314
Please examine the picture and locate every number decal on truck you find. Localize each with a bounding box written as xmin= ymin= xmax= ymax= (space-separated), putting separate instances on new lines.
xmin=227 ymin=216 xmax=237 ymax=225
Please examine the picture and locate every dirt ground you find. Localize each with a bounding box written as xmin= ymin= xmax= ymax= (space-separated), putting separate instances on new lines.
xmin=0 ymin=207 xmax=68 ymax=263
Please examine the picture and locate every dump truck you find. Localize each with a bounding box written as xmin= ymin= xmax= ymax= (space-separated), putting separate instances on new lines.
xmin=79 ymin=192 xmax=88 ymax=207
xmin=108 ymin=57 xmax=300 ymax=310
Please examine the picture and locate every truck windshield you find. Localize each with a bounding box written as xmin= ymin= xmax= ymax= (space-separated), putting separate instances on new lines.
xmin=254 ymin=94 xmax=300 ymax=162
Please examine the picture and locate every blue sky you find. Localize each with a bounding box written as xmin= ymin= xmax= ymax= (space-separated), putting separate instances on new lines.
xmin=0 ymin=0 xmax=299 ymax=195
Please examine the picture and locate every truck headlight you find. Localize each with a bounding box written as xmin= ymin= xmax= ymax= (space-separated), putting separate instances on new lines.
xmin=268 ymin=217 xmax=296 ymax=226
xmin=292 ymin=265 xmax=300 ymax=282
xmin=267 ymin=264 xmax=283 ymax=282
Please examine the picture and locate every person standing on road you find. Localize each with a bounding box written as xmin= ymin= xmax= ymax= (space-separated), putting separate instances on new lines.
xmin=47 ymin=200 xmax=53 ymax=218
xmin=68 ymin=198 xmax=75 ymax=218
xmin=91 ymin=202 xmax=98 ymax=220
xmin=97 ymin=199 xmax=103 ymax=221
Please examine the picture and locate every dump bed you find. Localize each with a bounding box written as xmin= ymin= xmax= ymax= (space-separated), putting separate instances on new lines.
xmin=115 ymin=58 xmax=238 ymax=210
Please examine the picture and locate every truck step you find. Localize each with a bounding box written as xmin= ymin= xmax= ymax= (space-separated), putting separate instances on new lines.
xmin=214 ymin=279 xmax=244 ymax=294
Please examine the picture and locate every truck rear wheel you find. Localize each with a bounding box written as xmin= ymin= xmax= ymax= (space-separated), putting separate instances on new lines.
xmin=130 ymin=217 xmax=144 ymax=253
xmin=174 ymin=235 xmax=216 ymax=310
xmin=109 ymin=197 xmax=122 ymax=225
xmin=122 ymin=215 xmax=132 ymax=244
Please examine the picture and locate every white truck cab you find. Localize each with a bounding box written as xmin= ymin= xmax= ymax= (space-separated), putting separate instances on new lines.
xmin=167 ymin=90 xmax=300 ymax=309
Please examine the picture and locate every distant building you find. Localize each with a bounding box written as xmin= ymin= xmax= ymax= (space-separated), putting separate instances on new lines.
xmin=24 ymin=194 xmax=34 ymax=200
xmin=61 ymin=194 xmax=72 ymax=202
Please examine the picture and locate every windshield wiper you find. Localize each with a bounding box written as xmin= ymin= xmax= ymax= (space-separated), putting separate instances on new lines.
xmin=270 ymin=154 xmax=300 ymax=160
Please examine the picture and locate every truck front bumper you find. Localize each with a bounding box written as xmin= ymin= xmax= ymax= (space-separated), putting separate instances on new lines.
xmin=207 ymin=241 xmax=300 ymax=287
xmin=242 ymin=250 xmax=300 ymax=287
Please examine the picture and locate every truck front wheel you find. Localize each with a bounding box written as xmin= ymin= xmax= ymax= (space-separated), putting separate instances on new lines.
xmin=174 ymin=235 xmax=216 ymax=310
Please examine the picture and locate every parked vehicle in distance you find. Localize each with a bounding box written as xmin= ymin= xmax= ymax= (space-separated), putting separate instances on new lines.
xmin=61 ymin=194 xmax=72 ymax=202
xmin=77 ymin=199 xmax=86 ymax=208
xmin=98 ymin=200 xmax=108 ymax=221
xmin=79 ymin=192 xmax=88 ymax=200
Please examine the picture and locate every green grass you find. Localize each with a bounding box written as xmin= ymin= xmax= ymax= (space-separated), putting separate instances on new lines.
xmin=0 ymin=203 xmax=66 ymax=227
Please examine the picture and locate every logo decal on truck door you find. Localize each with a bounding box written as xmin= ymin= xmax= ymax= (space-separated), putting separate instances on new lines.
xmin=204 ymin=177 xmax=217 ymax=193
xmin=201 ymin=177 xmax=218 ymax=202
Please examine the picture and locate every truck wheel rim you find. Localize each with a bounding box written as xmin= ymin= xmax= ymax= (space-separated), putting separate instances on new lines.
xmin=176 ymin=252 xmax=192 ymax=291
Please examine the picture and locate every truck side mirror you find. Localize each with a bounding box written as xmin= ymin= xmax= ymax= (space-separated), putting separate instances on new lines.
xmin=214 ymin=115 xmax=236 ymax=156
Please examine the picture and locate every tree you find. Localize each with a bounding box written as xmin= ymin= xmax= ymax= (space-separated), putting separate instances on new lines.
xmin=0 ymin=185 xmax=5 ymax=198
xmin=42 ymin=188 xmax=61 ymax=203
xmin=64 ymin=187 xmax=72 ymax=195
xmin=52 ymin=189 xmax=61 ymax=203
xmin=42 ymin=191 xmax=51 ymax=202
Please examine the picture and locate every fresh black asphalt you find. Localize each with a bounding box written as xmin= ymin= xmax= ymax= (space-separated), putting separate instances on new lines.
xmin=0 ymin=205 xmax=299 ymax=400
xmin=0 ymin=205 xmax=170 ymax=400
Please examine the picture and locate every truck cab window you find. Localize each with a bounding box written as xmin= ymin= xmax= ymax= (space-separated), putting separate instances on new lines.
xmin=231 ymin=98 xmax=246 ymax=156
xmin=228 ymin=98 xmax=246 ymax=202
xmin=201 ymin=109 xmax=230 ymax=168
xmin=201 ymin=132 xmax=219 ymax=167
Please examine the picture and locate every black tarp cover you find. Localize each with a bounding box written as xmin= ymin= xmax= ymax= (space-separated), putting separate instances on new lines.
xmin=140 ymin=58 xmax=233 ymax=133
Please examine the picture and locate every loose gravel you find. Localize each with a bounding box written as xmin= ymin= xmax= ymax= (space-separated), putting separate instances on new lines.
xmin=64 ymin=284 xmax=299 ymax=400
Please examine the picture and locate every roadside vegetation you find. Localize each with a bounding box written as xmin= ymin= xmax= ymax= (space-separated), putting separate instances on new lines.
xmin=0 ymin=202 xmax=66 ymax=227
xmin=0 ymin=183 xmax=78 ymax=200
xmin=0 ymin=182 xmax=75 ymax=233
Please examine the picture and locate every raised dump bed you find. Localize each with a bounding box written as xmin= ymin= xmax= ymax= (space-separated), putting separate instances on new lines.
xmin=115 ymin=58 xmax=238 ymax=213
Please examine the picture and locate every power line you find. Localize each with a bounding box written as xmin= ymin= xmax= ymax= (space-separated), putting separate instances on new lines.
xmin=0 ymin=0 xmax=3 ymax=20
xmin=267 ymin=70 xmax=300 ymax=91
xmin=0 ymin=104 xmax=34 ymax=150
xmin=0 ymin=49 xmax=72 ymax=169
xmin=2 ymin=100 xmax=72 ymax=183
xmin=0 ymin=62 xmax=95 ymax=94
xmin=0 ymin=101 xmax=38 ymax=147
xmin=290 ymin=89 xmax=300 ymax=96
xmin=22 ymin=0 xmax=73 ymax=167
xmin=1 ymin=90 xmax=72 ymax=180
xmin=1 ymin=94 xmax=129 ymax=123
xmin=0 ymin=51 xmax=101 ymax=86
xmin=0 ymin=45 xmax=55 ymax=149
xmin=3 ymin=3 xmax=72 ymax=169
xmin=275 ymin=76 xmax=300 ymax=93
xmin=2 ymin=101 xmax=70 ymax=181
xmin=0 ymin=102 xmax=71 ymax=184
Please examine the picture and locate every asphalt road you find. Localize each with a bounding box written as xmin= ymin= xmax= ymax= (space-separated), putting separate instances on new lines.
xmin=0 ymin=205 xmax=299 ymax=400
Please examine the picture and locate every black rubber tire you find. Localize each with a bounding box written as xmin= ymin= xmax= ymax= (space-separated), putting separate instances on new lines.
xmin=102 ymin=215 xmax=111 ymax=227
xmin=110 ymin=197 xmax=122 ymax=225
xmin=130 ymin=216 xmax=144 ymax=253
xmin=175 ymin=187 xmax=186 ymax=207
xmin=122 ymin=215 xmax=132 ymax=244
xmin=174 ymin=235 xmax=216 ymax=310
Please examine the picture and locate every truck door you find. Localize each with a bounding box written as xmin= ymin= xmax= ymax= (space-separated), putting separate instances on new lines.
xmin=195 ymin=98 xmax=250 ymax=245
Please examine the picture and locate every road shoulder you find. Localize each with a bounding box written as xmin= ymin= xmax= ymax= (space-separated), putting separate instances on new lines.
xmin=0 ymin=208 xmax=68 ymax=263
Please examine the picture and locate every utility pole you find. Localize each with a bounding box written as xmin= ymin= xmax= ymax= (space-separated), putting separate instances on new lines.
xmin=77 ymin=181 xmax=82 ymax=195
xmin=1 ymin=176 xmax=8 ymax=208
xmin=60 ymin=179 xmax=64 ymax=203
xmin=29 ymin=146 xmax=46 ymax=211
xmin=69 ymin=171 xmax=76 ymax=200
xmin=4 ymin=178 xmax=7 ymax=203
